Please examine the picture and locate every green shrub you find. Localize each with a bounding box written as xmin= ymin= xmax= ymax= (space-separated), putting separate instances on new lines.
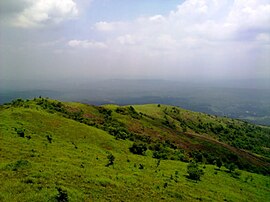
xmin=153 ymin=149 xmax=169 ymax=160
xmin=55 ymin=187 xmax=68 ymax=202
xmin=15 ymin=128 xmax=25 ymax=138
xmin=216 ymin=158 xmax=222 ymax=169
xmin=231 ymin=170 xmax=241 ymax=179
xmin=129 ymin=143 xmax=147 ymax=155
xmin=187 ymin=162 xmax=204 ymax=182
xmin=11 ymin=98 xmax=24 ymax=107
xmin=139 ymin=164 xmax=144 ymax=169
xmin=6 ymin=160 xmax=31 ymax=171
xmin=225 ymin=163 xmax=237 ymax=173
xmin=106 ymin=153 xmax=115 ymax=167
xmin=46 ymin=134 xmax=53 ymax=143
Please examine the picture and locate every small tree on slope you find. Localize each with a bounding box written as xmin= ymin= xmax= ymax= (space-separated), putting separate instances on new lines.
xmin=187 ymin=162 xmax=204 ymax=182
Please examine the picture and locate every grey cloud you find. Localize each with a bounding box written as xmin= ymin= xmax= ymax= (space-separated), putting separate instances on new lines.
xmin=0 ymin=0 xmax=78 ymax=28
xmin=0 ymin=0 xmax=29 ymax=14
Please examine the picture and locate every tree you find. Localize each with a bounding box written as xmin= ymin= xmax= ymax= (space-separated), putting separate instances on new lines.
xmin=187 ymin=162 xmax=204 ymax=182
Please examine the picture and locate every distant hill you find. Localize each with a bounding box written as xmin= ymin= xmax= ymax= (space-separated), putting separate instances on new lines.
xmin=1 ymin=80 xmax=270 ymax=126
xmin=0 ymin=98 xmax=269 ymax=201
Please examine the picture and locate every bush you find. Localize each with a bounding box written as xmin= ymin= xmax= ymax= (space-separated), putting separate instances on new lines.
xmin=15 ymin=128 xmax=25 ymax=138
xmin=153 ymin=149 xmax=169 ymax=160
xmin=115 ymin=131 xmax=129 ymax=140
xmin=46 ymin=134 xmax=53 ymax=143
xmin=225 ymin=163 xmax=237 ymax=173
xmin=231 ymin=170 xmax=241 ymax=179
xmin=11 ymin=98 xmax=24 ymax=107
xmin=56 ymin=187 xmax=68 ymax=202
xmin=129 ymin=143 xmax=147 ymax=155
xmin=128 ymin=106 xmax=140 ymax=119
xmin=187 ymin=162 xmax=204 ymax=182
xmin=244 ymin=175 xmax=254 ymax=183
xmin=139 ymin=164 xmax=144 ymax=169
xmin=192 ymin=151 xmax=203 ymax=163
xmin=6 ymin=160 xmax=31 ymax=171
xmin=216 ymin=158 xmax=222 ymax=169
xmin=106 ymin=153 xmax=115 ymax=167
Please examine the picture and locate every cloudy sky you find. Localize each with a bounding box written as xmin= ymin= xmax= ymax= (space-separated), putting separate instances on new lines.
xmin=0 ymin=0 xmax=269 ymax=83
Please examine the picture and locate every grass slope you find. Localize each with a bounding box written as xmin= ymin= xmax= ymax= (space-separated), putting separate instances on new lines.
xmin=0 ymin=98 xmax=269 ymax=201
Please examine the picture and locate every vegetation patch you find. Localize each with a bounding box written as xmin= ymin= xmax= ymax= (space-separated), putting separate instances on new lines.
xmin=0 ymin=98 xmax=269 ymax=201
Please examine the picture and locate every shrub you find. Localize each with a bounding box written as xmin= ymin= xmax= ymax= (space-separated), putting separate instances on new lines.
xmin=129 ymin=143 xmax=147 ymax=155
xmin=231 ymin=170 xmax=241 ymax=179
xmin=192 ymin=151 xmax=203 ymax=163
xmin=225 ymin=163 xmax=237 ymax=173
xmin=115 ymin=131 xmax=129 ymax=140
xmin=106 ymin=153 xmax=115 ymax=167
xmin=187 ymin=162 xmax=204 ymax=182
xmin=216 ymin=158 xmax=222 ymax=169
xmin=11 ymin=98 xmax=24 ymax=107
xmin=6 ymin=160 xmax=31 ymax=171
xmin=128 ymin=106 xmax=140 ymax=119
xmin=156 ymin=159 xmax=161 ymax=168
xmin=244 ymin=175 xmax=254 ymax=183
xmin=151 ymin=143 xmax=171 ymax=160
xmin=139 ymin=164 xmax=144 ymax=169
xmin=15 ymin=128 xmax=25 ymax=138
xmin=56 ymin=187 xmax=68 ymax=202
xmin=46 ymin=134 xmax=53 ymax=143
xmin=153 ymin=149 xmax=169 ymax=160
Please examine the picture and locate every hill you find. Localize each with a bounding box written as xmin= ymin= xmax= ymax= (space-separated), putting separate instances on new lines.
xmin=0 ymin=98 xmax=269 ymax=201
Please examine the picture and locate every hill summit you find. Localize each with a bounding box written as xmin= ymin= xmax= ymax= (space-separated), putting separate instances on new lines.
xmin=0 ymin=98 xmax=269 ymax=201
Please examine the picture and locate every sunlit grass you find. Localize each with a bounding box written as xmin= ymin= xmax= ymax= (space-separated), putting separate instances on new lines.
xmin=0 ymin=101 xmax=269 ymax=201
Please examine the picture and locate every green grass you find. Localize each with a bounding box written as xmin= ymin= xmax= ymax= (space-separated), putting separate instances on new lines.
xmin=0 ymin=99 xmax=270 ymax=201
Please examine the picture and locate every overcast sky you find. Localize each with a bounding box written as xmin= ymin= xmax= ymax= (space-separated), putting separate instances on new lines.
xmin=0 ymin=0 xmax=269 ymax=83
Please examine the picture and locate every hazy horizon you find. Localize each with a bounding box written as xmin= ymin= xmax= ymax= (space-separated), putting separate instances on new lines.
xmin=1 ymin=0 xmax=269 ymax=83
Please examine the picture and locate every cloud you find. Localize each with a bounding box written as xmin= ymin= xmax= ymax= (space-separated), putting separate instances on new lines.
xmin=68 ymin=40 xmax=107 ymax=49
xmin=85 ymin=0 xmax=269 ymax=79
xmin=2 ymin=0 xmax=269 ymax=81
xmin=94 ymin=21 xmax=128 ymax=32
xmin=95 ymin=21 xmax=115 ymax=31
xmin=2 ymin=0 xmax=78 ymax=28
xmin=117 ymin=35 xmax=142 ymax=46
xmin=149 ymin=15 xmax=165 ymax=23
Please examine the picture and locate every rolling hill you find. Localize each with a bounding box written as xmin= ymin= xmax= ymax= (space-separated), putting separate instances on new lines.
xmin=0 ymin=98 xmax=269 ymax=201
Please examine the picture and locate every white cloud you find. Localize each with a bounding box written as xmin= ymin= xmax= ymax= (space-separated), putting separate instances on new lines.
xmin=95 ymin=21 xmax=128 ymax=32
xmin=117 ymin=35 xmax=142 ymax=45
xmin=87 ymin=0 xmax=270 ymax=79
xmin=95 ymin=21 xmax=115 ymax=31
xmin=8 ymin=0 xmax=267 ymax=80
xmin=149 ymin=15 xmax=165 ymax=23
xmin=68 ymin=40 xmax=107 ymax=49
xmin=10 ymin=0 xmax=78 ymax=28
xmin=227 ymin=0 xmax=270 ymax=33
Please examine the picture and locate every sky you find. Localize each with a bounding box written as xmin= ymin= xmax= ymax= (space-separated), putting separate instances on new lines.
xmin=0 ymin=0 xmax=269 ymax=84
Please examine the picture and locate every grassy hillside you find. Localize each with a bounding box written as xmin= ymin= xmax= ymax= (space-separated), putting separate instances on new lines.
xmin=0 ymin=98 xmax=270 ymax=201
